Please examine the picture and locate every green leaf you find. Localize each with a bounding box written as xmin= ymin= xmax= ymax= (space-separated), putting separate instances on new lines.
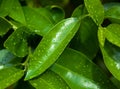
xmin=23 ymin=7 xmax=54 ymax=36
xmin=70 ymin=17 xmax=99 ymax=59
xmin=51 ymin=48 xmax=116 ymax=89
xmin=29 ymin=70 xmax=70 ymax=89
xmin=105 ymin=24 xmax=120 ymax=47
xmin=72 ymin=5 xmax=88 ymax=18
xmin=104 ymin=2 xmax=120 ymax=11
xmin=101 ymin=41 xmax=120 ymax=81
xmin=98 ymin=26 xmax=106 ymax=47
xmin=84 ymin=0 xmax=104 ymax=25
xmin=0 ymin=0 xmax=15 ymax=17
xmin=111 ymin=76 xmax=120 ymax=89
xmin=0 ymin=17 xmax=12 ymax=36
xmin=0 ymin=49 xmax=22 ymax=68
xmin=39 ymin=0 xmax=69 ymax=7
xmin=34 ymin=7 xmax=55 ymax=24
xmin=4 ymin=26 xmax=30 ymax=57
xmin=9 ymin=0 xmax=26 ymax=24
xmin=105 ymin=5 xmax=120 ymax=24
xmin=0 ymin=49 xmax=15 ymax=67
xmin=25 ymin=17 xmax=80 ymax=80
xmin=0 ymin=67 xmax=24 ymax=89
xmin=51 ymin=64 xmax=100 ymax=89
xmin=47 ymin=5 xmax=65 ymax=23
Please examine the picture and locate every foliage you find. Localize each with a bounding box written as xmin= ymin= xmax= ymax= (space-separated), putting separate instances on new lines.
xmin=0 ymin=0 xmax=120 ymax=89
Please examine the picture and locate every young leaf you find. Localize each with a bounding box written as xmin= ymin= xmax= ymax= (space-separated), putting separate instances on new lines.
xmin=105 ymin=24 xmax=120 ymax=47
xmin=29 ymin=70 xmax=70 ymax=89
xmin=0 ymin=67 xmax=24 ymax=89
xmin=0 ymin=17 xmax=12 ymax=36
xmin=4 ymin=26 xmax=30 ymax=57
xmin=9 ymin=0 xmax=26 ymax=24
xmin=84 ymin=0 xmax=104 ymax=25
xmin=98 ymin=26 xmax=106 ymax=47
xmin=23 ymin=7 xmax=54 ymax=36
xmin=51 ymin=48 xmax=116 ymax=89
xmin=101 ymin=41 xmax=120 ymax=81
xmin=0 ymin=0 xmax=15 ymax=17
xmin=25 ymin=17 xmax=80 ymax=80
xmin=70 ymin=17 xmax=99 ymax=59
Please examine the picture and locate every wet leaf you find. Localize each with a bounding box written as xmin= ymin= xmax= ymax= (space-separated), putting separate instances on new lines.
xmin=84 ymin=0 xmax=104 ymax=25
xmin=9 ymin=0 xmax=26 ymax=24
xmin=23 ymin=7 xmax=54 ymax=36
xmin=70 ymin=17 xmax=99 ymax=59
xmin=101 ymin=41 xmax=120 ymax=81
xmin=0 ymin=0 xmax=15 ymax=17
xmin=98 ymin=26 xmax=106 ymax=47
xmin=25 ymin=18 xmax=80 ymax=80
xmin=4 ymin=26 xmax=30 ymax=57
xmin=29 ymin=70 xmax=70 ymax=89
xmin=104 ymin=3 xmax=120 ymax=24
xmin=51 ymin=48 xmax=116 ymax=89
xmin=0 ymin=67 xmax=24 ymax=89
xmin=0 ymin=17 xmax=12 ymax=36
xmin=105 ymin=24 xmax=120 ymax=47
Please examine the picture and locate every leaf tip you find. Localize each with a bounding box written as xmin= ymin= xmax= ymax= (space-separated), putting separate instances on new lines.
xmin=24 ymin=70 xmax=34 ymax=81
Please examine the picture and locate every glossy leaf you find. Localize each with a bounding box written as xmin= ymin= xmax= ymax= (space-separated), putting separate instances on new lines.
xmin=84 ymin=0 xmax=104 ymax=25
xmin=104 ymin=3 xmax=120 ymax=24
xmin=0 ymin=17 xmax=12 ymax=36
xmin=70 ymin=17 xmax=99 ymax=59
xmin=9 ymin=0 xmax=26 ymax=24
xmin=0 ymin=67 xmax=24 ymax=89
xmin=0 ymin=49 xmax=15 ymax=68
xmin=104 ymin=2 xmax=120 ymax=11
xmin=101 ymin=41 xmax=120 ymax=81
xmin=25 ymin=17 xmax=80 ymax=80
xmin=4 ymin=26 xmax=30 ymax=57
xmin=98 ymin=26 xmax=106 ymax=47
xmin=29 ymin=70 xmax=70 ymax=89
xmin=51 ymin=64 xmax=100 ymax=89
xmin=105 ymin=24 xmax=120 ymax=47
xmin=0 ymin=0 xmax=15 ymax=17
xmin=51 ymin=48 xmax=116 ymax=89
xmin=0 ymin=49 xmax=22 ymax=69
xmin=23 ymin=7 xmax=54 ymax=36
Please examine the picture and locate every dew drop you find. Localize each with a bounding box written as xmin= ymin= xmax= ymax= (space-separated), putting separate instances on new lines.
xmin=0 ymin=65 xmax=4 ymax=70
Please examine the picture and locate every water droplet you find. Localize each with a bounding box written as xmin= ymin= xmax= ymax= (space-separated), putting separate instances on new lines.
xmin=0 ymin=65 xmax=4 ymax=69
xmin=33 ymin=83 xmax=37 ymax=87
xmin=13 ymin=42 xmax=16 ymax=45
